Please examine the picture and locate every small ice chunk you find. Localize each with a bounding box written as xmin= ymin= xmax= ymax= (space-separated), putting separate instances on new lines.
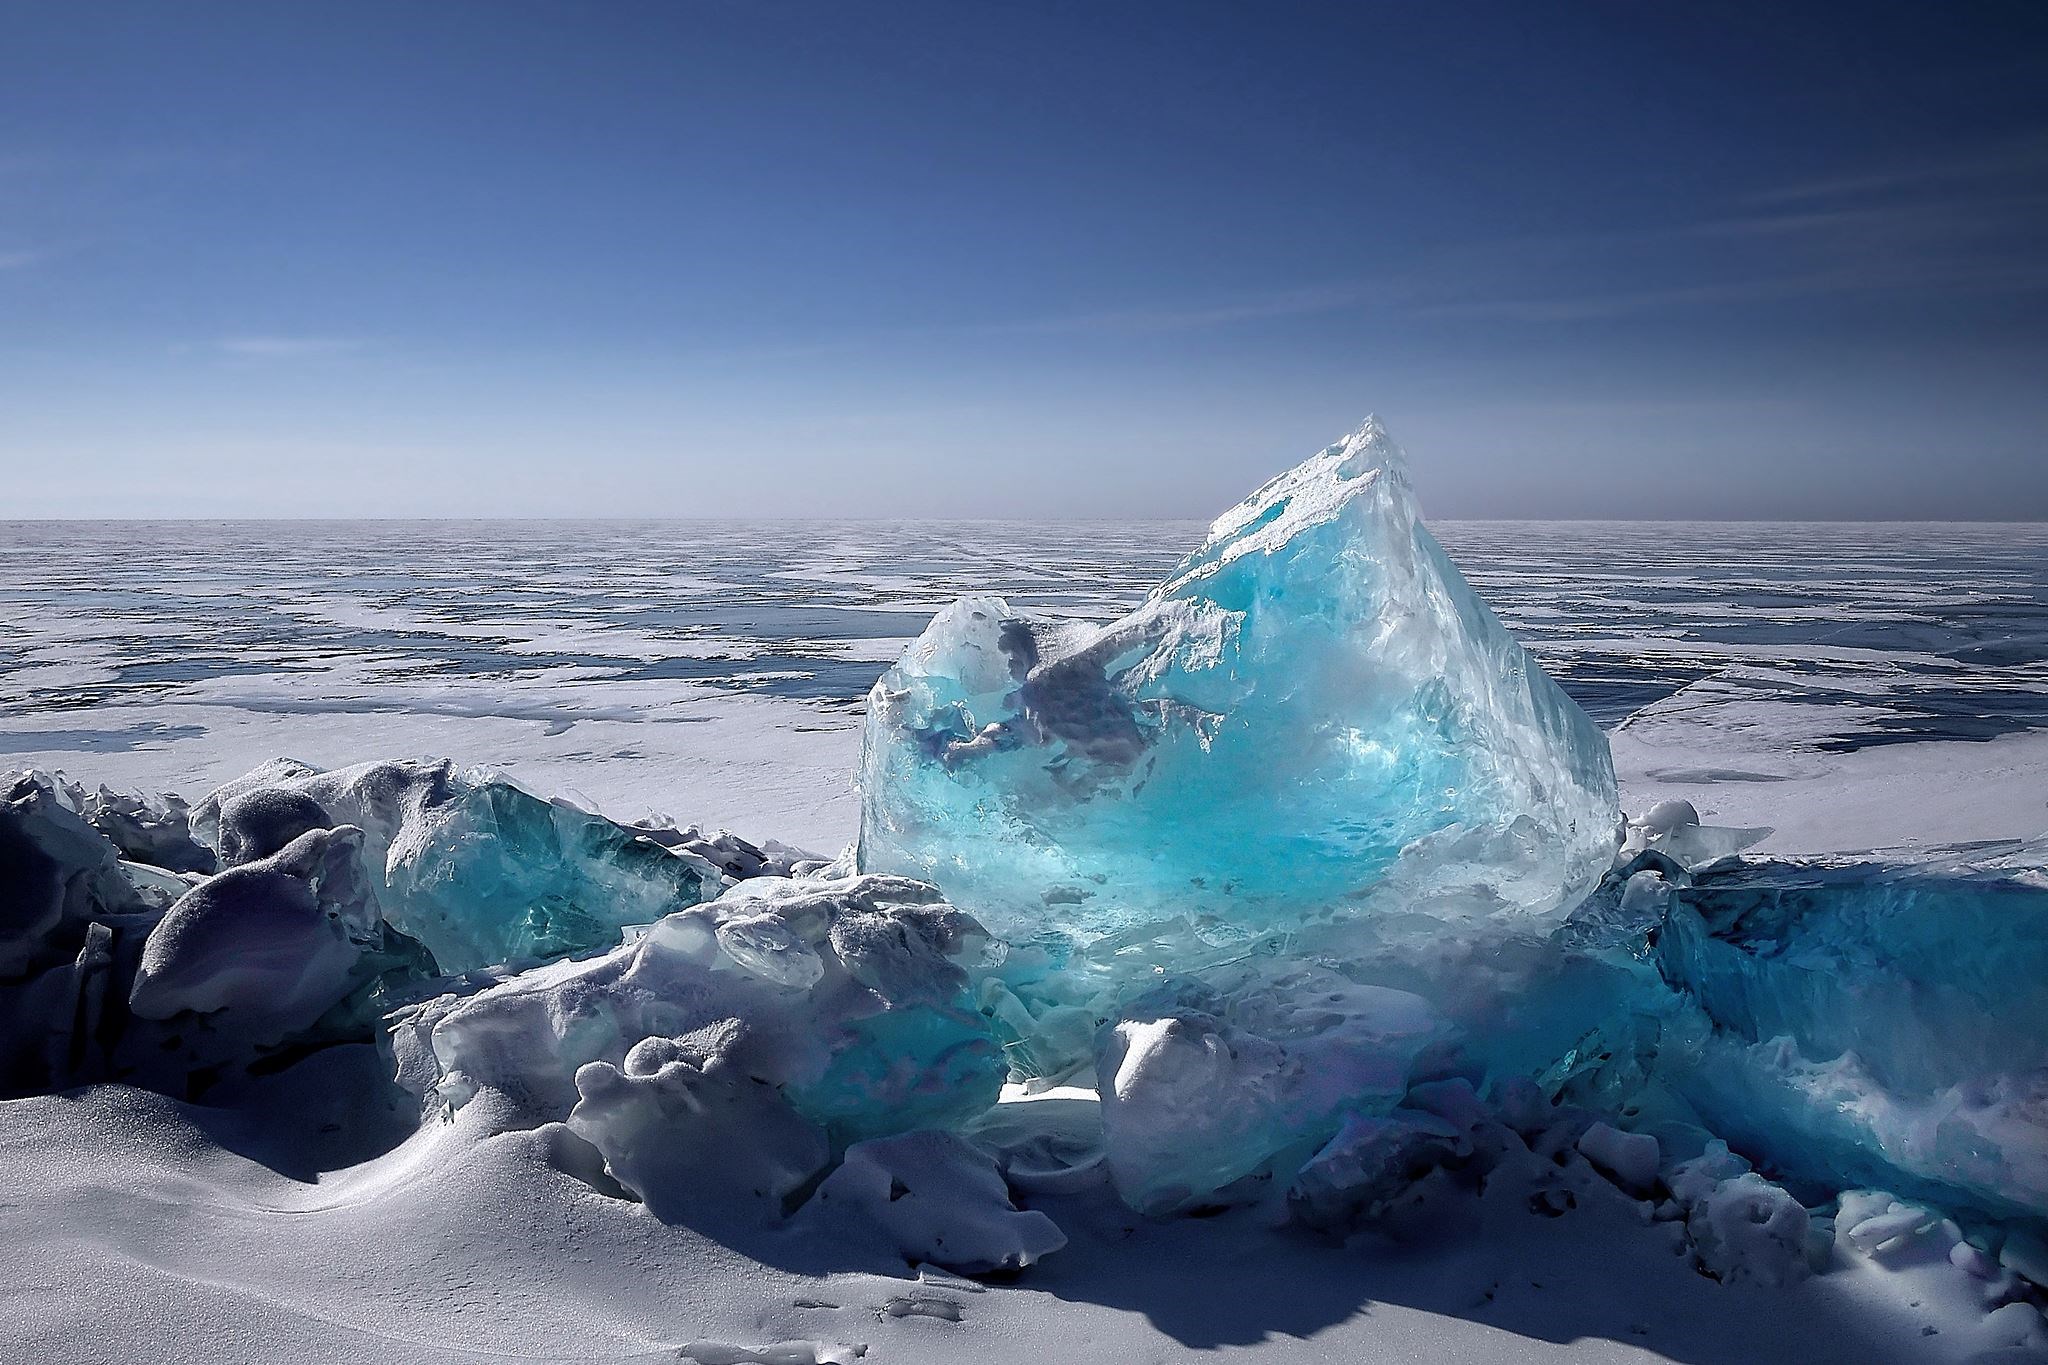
xmin=801 ymin=1129 xmax=1065 ymax=1274
xmin=1616 ymin=800 xmax=1770 ymax=872
xmin=1289 ymin=1110 xmax=1470 ymax=1233
xmin=1642 ymin=800 xmax=1700 ymax=835
xmin=1685 ymin=1171 xmax=1811 ymax=1287
xmin=1841 ymin=1200 xmax=1942 ymax=1257
xmin=2001 ymin=1228 xmax=2048 ymax=1289
xmin=1096 ymin=976 xmax=1447 ymax=1214
xmin=1576 ymin=1121 xmax=1660 ymax=1193
xmin=962 ymin=1084 xmax=1106 ymax=1195
xmin=1097 ymin=1011 xmax=1289 ymax=1214
xmin=1666 ymin=1141 xmax=1750 ymax=1205
xmin=1951 ymin=1239 xmax=2000 ymax=1279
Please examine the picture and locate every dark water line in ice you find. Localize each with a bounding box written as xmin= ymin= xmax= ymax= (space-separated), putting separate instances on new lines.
xmin=2 ymin=519 xmax=2044 ymax=750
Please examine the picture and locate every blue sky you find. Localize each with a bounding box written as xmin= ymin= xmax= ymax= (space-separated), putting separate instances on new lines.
xmin=4 ymin=1 xmax=2045 ymax=518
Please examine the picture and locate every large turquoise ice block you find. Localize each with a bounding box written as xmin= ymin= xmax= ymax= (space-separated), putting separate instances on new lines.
xmin=856 ymin=419 xmax=1618 ymax=941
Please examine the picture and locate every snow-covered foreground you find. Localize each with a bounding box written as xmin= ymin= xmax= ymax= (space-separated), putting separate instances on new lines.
xmin=7 ymin=1058 xmax=2040 ymax=1365
xmin=5 ymin=763 xmax=2044 ymax=1363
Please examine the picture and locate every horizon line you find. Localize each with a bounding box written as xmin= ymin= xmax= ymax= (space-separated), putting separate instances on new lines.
xmin=4 ymin=514 xmax=2047 ymax=527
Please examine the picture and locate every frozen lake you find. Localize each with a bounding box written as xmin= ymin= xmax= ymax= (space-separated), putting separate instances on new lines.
xmin=4 ymin=518 xmax=2046 ymax=850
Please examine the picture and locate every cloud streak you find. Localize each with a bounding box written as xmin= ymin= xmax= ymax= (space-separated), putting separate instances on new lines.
xmin=216 ymin=336 xmax=365 ymax=358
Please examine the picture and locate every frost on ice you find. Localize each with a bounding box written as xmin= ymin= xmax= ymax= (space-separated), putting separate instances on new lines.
xmin=857 ymin=417 xmax=1619 ymax=944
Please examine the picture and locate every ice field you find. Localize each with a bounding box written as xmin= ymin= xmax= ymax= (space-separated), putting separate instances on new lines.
xmin=4 ymin=423 xmax=2048 ymax=1364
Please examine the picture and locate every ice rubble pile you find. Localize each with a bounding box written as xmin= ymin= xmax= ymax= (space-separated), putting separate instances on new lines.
xmin=0 ymin=769 xmax=429 ymax=1096
xmin=0 ymin=759 xmax=741 ymax=1098
xmin=1 ymin=419 xmax=2045 ymax=1299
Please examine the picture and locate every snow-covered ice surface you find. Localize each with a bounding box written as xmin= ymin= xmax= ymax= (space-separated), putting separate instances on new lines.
xmin=3 ymin=513 xmax=2044 ymax=848
xmin=4 ymin=442 xmax=2048 ymax=1364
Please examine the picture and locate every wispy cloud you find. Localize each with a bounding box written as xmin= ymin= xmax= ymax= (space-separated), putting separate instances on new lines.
xmin=1400 ymin=132 xmax=2048 ymax=323
xmin=0 ymin=248 xmax=44 ymax=271
xmin=937 ymin=133 xmax=2048 ymax=336
xmin=989 ymin=282 xmax=1378 ymax=336
xmin=1747 ymin=131 xmax=2048 ymax=206
xmin=217 ymin=335 xmax=365 ymax=358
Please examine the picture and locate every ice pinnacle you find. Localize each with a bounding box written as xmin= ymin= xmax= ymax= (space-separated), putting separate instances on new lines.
xmin=856 ymin=418 xmax=1618 ymax=943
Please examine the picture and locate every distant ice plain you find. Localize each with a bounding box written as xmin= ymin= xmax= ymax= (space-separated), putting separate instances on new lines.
xmin=3 ymin=517 xmax=2043 ymax=854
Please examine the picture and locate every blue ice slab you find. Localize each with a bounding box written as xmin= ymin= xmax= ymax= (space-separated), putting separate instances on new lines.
xmin=1655 ymin=841 xmax=2048 ymax=1218
xmin=857 ymin=419 xmax=1618 ymax=944
xmin=198 ymin=759 xmax=727 ymax=973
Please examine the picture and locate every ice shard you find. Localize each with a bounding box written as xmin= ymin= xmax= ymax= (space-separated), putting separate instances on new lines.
xmin=857 ymin=418 xmax=1618 ymax=943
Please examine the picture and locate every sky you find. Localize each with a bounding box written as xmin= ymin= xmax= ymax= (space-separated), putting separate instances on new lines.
xmin=3 ymin=0 xmax=2045 ymax=519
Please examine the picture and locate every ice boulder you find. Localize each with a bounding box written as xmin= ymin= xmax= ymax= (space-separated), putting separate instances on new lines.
xmin=857 ymin=418 xmax=1617 ymax=946
xmin=195 ymin=759 xmax=725 ymax=972
xmin=390 ymin=873 xmax=1005 ymax=1142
